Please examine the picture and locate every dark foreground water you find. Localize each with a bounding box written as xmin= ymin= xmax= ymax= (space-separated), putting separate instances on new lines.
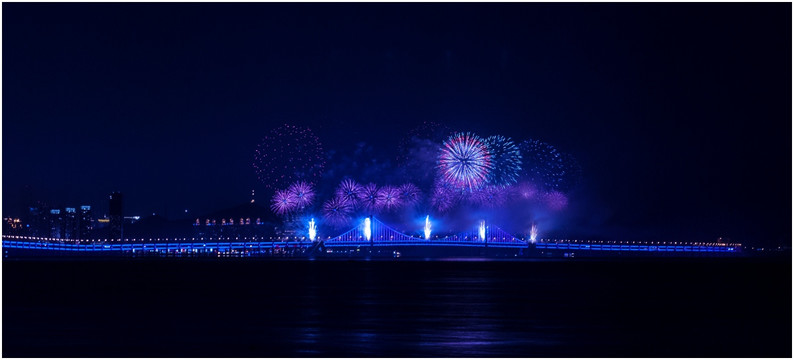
xmin=3 ymin=257 xmax=791 ymax=357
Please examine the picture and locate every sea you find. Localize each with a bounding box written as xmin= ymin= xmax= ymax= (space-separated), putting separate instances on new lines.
xmin=3 ymin=257 xmax=791 ymax=357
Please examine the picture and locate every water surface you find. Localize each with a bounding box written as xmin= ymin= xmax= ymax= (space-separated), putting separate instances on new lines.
xmin=3 ymin=258 xmax=790 ymax=357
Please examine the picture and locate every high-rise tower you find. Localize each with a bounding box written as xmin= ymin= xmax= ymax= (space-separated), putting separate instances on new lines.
xmin=109 ymin=192 xmax=123 ymax=240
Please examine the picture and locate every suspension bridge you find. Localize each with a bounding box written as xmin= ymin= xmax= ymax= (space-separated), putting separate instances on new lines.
xmin=2 ymin=217 xmax=741 ymax=256
xmin=323 ymin=217 xmax=528 ymax=248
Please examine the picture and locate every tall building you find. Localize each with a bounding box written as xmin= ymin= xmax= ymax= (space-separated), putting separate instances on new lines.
xmin=48 ymin=209 xmax=63 ymax=238
xmin=78 ymin=206 xmax=93 ymax=239
xmin=27 ymin=206 xmax=46 ymax=237
xmin=109 ymin=192 xmax=123 ymax=240
xmin=64 ymin=207 xmax=77 ymax=239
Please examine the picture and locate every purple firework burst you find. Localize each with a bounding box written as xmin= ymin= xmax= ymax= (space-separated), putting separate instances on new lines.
xmin=543 ymin=191 xmax=569 ymax=211
xmin=517 ymin=181 xmax=539 ymax=200
xmin=361 ymin=183 xmax=384 ymax=212
xmin=270 ymin=189 xmax=296 ymax=216
xmin=472 ymin=185 xmax=507 ymax=208
xmin=438 ymin=132 xmax=492 ymax=190
xmin=378 ymin=186 xmax=403 ymax=211
xmin=398 ymin=183 xmax=422 ymax=205
xmin=288 ymin=181 xmax=315 ymax=209
xmin=431 ymin=181 xmax=459 ymax=213
xmin=322 ymin=197 xmax=354 ymax=226
xmin=335 ymin=178 xmax=363 ymax=204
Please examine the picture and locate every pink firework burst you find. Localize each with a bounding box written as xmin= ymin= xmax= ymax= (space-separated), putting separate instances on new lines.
xmin=270 ymin=189 xmax=296 ymax=216
xmin=378 ymin=186 xmax=403 ymax=211
xmin=322 ymin=197 xmax=354 ymax=226
xmin=438 ymin=132 xmax=492 ymax=190
xmin=543 ymin=191 xmax=569 ymax=211
xmin=361 ymin=183 xmax=384 ymax=212
xmin=288 ymin=181 xmax=315 ymax=209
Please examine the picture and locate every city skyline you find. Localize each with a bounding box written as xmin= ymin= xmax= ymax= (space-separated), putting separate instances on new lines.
xmin=4 ymin=3 xmax=791 ymax=248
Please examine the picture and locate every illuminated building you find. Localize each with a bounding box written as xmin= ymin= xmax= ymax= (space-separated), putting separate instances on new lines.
xmin=3 ymin=217 xmax=23 ymax=235
xmin=78 ymin=205 xmax=93 ymax=239
xmin=193 ymin=201 xmax=279 ymax=238
xmin=27 ymin=206 xmax=46 ymax=237
xmin=64 ymin=207 xmax=77 ymax=239
xmin=123 ymin=216 xmax=141 ymax=224
xmin=109 ymin=192 xmax=123 ymax=240
xmin=48 ymin=209 xmax=63 ymax=238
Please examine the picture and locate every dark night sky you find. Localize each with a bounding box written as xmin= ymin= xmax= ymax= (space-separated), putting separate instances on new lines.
xmin=3 ymin=3 xmax=791 ymax=246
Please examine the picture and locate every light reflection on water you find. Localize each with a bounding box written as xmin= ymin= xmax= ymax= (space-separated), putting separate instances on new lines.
xmin=4 ymin=259 xmax=785 ymax=357
xmin=272 ymin=266 xmax=575 ymax=357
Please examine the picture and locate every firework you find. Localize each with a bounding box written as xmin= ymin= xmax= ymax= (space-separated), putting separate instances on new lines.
xmin=270 ymin=189 xmax=296 ymax=216
xmin=322 ymin=197 xmax=354 ymax=226
xmin=518 ymin=139 xmax=565 ymax=191
xmin=253 ymin=124 xmax=326 ymax=191
xmin=363 ymin=217 xmax=372 ymax=241
xmin=424 ymin=215 xmax=431 ymax=240
xmin=361 ymin=183 xmax=384 ymax=212
xmin=398 ymin=183 xmax=422 ymax=205
xmin=517 ymin=181 xmax=539 ymax=200
xmin=379 ymin=186 xmax=403 ymax=211
xmin=431 ymin=181 xmax=458 ymax=213
xmin=288 ymin=181 xmax=315 ymax=209
xmin=472 ymin=185 xmax=507 ymax=207
xmin=557 ymin=152 xmax=584 ymax=192
xmin=437 ymin=133 xmax=492 ymax=190
xmin=336 ymin=178 xmax=363 ymax=204
xmin=529 ymin=223 xmax=538 ymax=243
xmin=543 ymin=191 xmax=569 ymax=211
xmin=484 ymin=135 xmax=522 ymax=187
xmin=308 ymin=218 xmax=317 ymax=241
xmin=438 ymin=132 xmax=492 ymax=190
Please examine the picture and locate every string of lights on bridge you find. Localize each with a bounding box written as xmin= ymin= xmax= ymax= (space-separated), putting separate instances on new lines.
xmin=3 ymin=216 xmax=741 ymax=253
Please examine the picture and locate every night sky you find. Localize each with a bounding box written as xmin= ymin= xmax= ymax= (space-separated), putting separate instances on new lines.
xmin=3 ymin=3 xmax=791 ymax=247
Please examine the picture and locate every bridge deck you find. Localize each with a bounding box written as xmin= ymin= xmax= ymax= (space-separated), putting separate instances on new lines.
xmin=2 ymin=217 xmax=739 ymax=254
xmin=2 ymin=239 xmax=312 ymax=252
